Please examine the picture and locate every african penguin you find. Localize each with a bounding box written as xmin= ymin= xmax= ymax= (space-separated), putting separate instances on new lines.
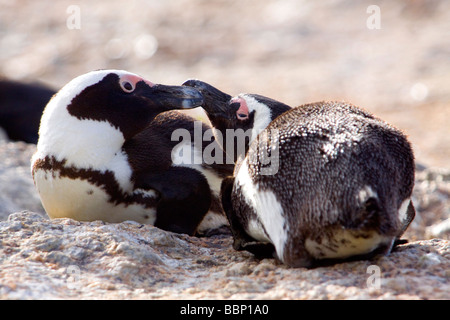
xmin=0 ymin=79 xmax=56 ymax=143
xmin=31 ymin=70 xmax=232 ymax=236
xmin=184 ymin=80 xmax=416 ymax=267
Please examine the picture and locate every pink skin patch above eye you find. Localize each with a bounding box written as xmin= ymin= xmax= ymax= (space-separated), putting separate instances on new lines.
xmin=121 ymin=74 xmax=155 ymax=87
xmin=232 ymin=97 xmax=249 ymax=120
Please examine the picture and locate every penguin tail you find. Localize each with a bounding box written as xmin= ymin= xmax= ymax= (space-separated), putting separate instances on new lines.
xmin=360 ymin=197 xmax=383 ymax=229
xmin=353 ymin=186 xmax=398 ymax=236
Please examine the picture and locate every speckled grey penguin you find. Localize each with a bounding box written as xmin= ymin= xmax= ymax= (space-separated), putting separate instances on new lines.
xmin=31 ymin=70 xmax=233 ymax=236
xmin=183 ymin=80 xmax=416 ymax=267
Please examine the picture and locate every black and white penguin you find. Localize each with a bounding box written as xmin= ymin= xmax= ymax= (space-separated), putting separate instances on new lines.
xmin=31 ymin=70 xmax=232 ymax=236
xmin=0 ymin=79 xmax=56 ymax=143
xmin=183 ymin=80 xmax=291 ymax=164
xmin=183 ymin=80 xmax=416 ymax=267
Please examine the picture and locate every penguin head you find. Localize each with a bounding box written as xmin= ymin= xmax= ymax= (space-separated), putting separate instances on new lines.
xmin=183 ymin=79 xmax=291 ymax=143
xmin=54 ymin=70 xmax=203 ymax=140
xmin=36 ymin=70 xmax=203 ymax=166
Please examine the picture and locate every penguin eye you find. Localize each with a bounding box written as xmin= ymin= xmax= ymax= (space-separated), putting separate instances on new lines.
xmin=236 ymin=112 xmax=249 ymax=120
xmin=120 ymin=81 xmax=135 ymax=93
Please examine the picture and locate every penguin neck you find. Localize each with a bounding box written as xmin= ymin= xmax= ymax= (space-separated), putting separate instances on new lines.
xmin=36 ymin=105 xmax=126 ymax=169
xmin=209 ymin=119 xmax=272 ymax=165
xmin=211 ymin=125 xmax=256 ymax=165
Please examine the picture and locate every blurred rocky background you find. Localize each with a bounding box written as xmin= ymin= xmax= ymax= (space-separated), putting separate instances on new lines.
xmin=0 ymin=0 xmax=449 ymax=299
xmin=1 ymin=0 xmax=449 ymax=166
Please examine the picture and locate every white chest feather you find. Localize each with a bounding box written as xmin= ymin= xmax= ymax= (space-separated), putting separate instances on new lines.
xmin=239 ymin=94 xmax=272 ymax=143
xmin=235 ymin=158 xmax=288 ymax=258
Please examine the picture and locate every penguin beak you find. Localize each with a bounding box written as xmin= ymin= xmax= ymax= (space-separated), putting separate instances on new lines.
xmin=182 ymin=79 xmax=231 ymax=118
xmin=142 ymin=83 xmax=204 ymax=110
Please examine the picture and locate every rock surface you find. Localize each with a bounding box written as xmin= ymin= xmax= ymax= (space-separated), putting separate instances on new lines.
xmin=0 ymin=141 xmax=45 ymax=220
xmin=411 ymin=167 xmax=450 ymax=241
xmin=0 ymin=211 xmax=448 ymax=300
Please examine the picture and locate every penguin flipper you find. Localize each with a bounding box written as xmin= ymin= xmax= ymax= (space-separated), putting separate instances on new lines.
xmin=221 ymin=177 xmax=255 ymax=249
xmin=398 ymin=200 xmax=416 ymax=238
xmin=135 ymin=166 xmax=212 ymax=236
xmin=393 ymin=200 xmax=416 ymax=248
xmin=221 ymin=177 xmax=247 ymax=246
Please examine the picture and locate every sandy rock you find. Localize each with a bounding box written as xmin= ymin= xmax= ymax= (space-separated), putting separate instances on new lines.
xmin=0 ymin=141 xmax=44 ymax=220
xmin=406 ymin=166 xmax=450 ymax=241
xmin=0 ymin=211 xmax=448 ymax=300
xmin=426 ymin=219 xmax=450 ymax=238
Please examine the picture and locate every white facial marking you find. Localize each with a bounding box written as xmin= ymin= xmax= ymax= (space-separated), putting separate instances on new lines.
xmin=239 ymin=94 xmax=272 ymax=143
xmin=235 ymin=158 xmax=288 ymax=259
